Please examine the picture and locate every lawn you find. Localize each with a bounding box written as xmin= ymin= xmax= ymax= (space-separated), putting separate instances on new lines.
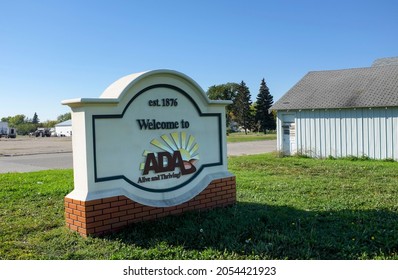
xmin=1 ymin=154 xmax=397 ymax=259
xmin=227 ymin=132 xmax=276 ymax=143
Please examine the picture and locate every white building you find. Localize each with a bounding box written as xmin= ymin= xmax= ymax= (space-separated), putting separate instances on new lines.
xmin=271 ymin=57 xmax=398 ymax=160
xmin=55 ymin=119 xmax=72 ymax=137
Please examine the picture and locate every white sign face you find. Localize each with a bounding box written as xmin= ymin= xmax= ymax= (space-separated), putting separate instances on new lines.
xmin=63 ymin=70 xmax=232 ymax=207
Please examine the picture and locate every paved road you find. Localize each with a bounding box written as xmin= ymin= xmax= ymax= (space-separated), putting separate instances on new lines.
xmin=227 ymin=140 xmax=276 ymax=156
xmin=0 ymin=153 xmax=74 ymax=173
xmin=0 ymin=140 xmax=276 ymax=173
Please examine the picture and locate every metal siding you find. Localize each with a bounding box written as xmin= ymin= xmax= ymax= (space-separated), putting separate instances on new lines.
xmin=330 ymin=113 xmax=336 ymax=157
xmin=357 ymin=109 xmax=364 ymax=157
xmin=386 ymin=108 xmax=393 ymax=159
xmin=276 ymin=114 xmax=283 ymax=151
xmin=325 ymin=110 xmax=331 ymax=157
xmin=287 ymin=107 xmax=398 ymax=160
xmin=341 ymin=110 xmax=347 ymax=157
xmin=297 ymin=111 xmax=303 ymax=154
xmin=316 ymin=112 xmax=320 ymax=157
xmin=335 ymin=110 xmax=342 ymax=157
xmin=310 ymin=111 xmax=316 ymax=156
xmin=363 ymin=108 xmax=369 ymax=157
xmin=374 ymin=109 xmax=381 ymax=159
xmin=346 ymin=110 xmax=352 ymax=156
xmin=393 ymin=109 xmax=398 ymax=159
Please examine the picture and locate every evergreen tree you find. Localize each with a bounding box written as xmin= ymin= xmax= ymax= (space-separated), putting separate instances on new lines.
xmin=32 ymin=112 xmax=39 ymax=124
xmin=255 ymin=78 xmax=275 ymax=133
xmin=235 ymin=81 xmax=252 ymax=134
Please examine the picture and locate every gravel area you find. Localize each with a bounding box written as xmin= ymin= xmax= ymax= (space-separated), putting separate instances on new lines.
xmin=0 ymin=136 xmax=72 ymax=156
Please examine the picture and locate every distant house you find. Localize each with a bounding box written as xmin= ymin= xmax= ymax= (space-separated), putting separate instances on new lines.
xmin=55 ymin=119 xmax=72 ymax=137
xmin=270 ymin=57 xmax=398 ymax=160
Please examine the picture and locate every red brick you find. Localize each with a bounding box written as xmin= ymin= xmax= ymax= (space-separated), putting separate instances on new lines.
xmin=184 ymin=206 xmax=195 ymax=212
xmin=102 ymin=197 xmax=119 ymax=203
xmin=94 ymin=213 xmax=111 ymax=222
xmin=65 ymin=176 xmax=237 ymax=236
xmin=69 ymin=203 xmax=77 ymax=210
xmin=73 ymin=220 xmax=82 ymax=227
xmin=94 ymin=203 xmax=110 ymax=211
xmin=111 ymin=211 xmax=127 ymax=218
xmin=69 ymin=213 xmax=78 ymax=220
xmin=103 ymin=217 xmax=120 ymax=225
xmin=113 ymin=200 xmax=127 ymax=207
xmin=205 ymin=192 xmax=217 ymax=199
xmin=86 ymin=217 xmax=95 ymax=223
xmin=95 ymin=225 xmax=112 ymax=233
xmin=188 ymin=200 xmax=201 ymax=207
xmin=212 ymin=178 xmax=223 ymax=184
xmin=135 ymin=211 xmax=150 ymax=218
xmin=200 ymin=188 xmax=212 ymax=195
xmin=149 ymin=208 xmax=164 ymax=215
xmin=69 ymin=224 xmax=78 ymax=231
xmin=142 ymin=214 xmax=157 ymax=221
xmin=86 ymin=221 xmax=103 ymax=229
xmin=206 ymin=201 xmax=218 ymax=208
xmin=112 ymin=221 xmax=128 ymax=229
xmin=85 ymin=210 xmax=103 ymax=218
xmin=65 ymin=218 xmax=74 ymax=225
xmin=222 ymin=176 xmax=234 ymax=182
xmin=176 ymin=203 xmax=188 ymax=210
xmin=103 ymin=207 xmax=120 ymax=214
xmin=119 ymin=204 xmax=136 ymax=211
xmin=170 ymin=209 xmax=183 ymax=215
xmin=216 ymin=198 xmax=228 ymax=205
xmin=79 ymin=211 xmax=88 ymax=218
xmin=142 ymin=206 xmax=154 ymax=212
xmin=222 ymin=194 xmax=232 ymax=200
xmin=85 ymin=228 xmax=96 ymax=235
xmin=120 ymin=214 xmax=134 ymax=222
xmin=163 ymin=206 xmax=177 ymax=212
xmin=82 ymin=199 xmax=102 ymax=207
xmin=125 ymin=199 xmax=136 ymax=205
xmin=127 ymin=207 xmax=143 ymax=215
xmin=194 ymin=204 xmax=207 ymax=210
xmin=216 ymin=182 xmax=227 ymax=188
xmin=78 ymin=227 xmax=88 ymax=235
xmin=78 ymin=216 xmax=86 ymax=223
xmin=64 ymin=197 xmax=73 ymax=203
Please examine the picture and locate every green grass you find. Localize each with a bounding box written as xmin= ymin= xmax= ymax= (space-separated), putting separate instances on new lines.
xmin=1 ymin=154 xmax=398 ymax=259
xmin=227 ymin=132 xmax=276 ymax=143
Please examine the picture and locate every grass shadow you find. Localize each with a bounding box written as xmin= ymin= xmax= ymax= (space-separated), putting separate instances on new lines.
xmin=104 ymin=202 xmax=398 ymax=259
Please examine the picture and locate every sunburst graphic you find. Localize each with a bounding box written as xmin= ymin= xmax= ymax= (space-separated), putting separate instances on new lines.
xmin=140 ymin=132 xmax=199 ymax=171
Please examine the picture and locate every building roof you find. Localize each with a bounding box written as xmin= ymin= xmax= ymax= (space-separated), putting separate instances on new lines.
xmin=372 ymin=57 xmax=398 ymax=67
xmin=55 ymin=119 xmax=72 ymax=127
xmin=271 ymin=58 xmax=398 ymax=111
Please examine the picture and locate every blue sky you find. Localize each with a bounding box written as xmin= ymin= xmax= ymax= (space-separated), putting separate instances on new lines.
xmin=1 ymin=0 xmax=397 ymax=121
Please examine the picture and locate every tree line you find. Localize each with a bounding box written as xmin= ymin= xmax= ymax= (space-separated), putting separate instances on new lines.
xmin=206 ymin=78 xmax=276 ymax=134
xmin=2 ymin=79 xmax=275 ymax=136
xmin=1 ymin=112 xmax=71 ymax=135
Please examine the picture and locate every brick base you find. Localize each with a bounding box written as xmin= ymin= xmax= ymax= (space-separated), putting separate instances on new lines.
xmin=65 ymin=176 xmax=236 ymax=236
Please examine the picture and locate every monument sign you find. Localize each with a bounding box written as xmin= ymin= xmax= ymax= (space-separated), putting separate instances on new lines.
xmin=63 ymin=70 xmax=236 ymax=236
